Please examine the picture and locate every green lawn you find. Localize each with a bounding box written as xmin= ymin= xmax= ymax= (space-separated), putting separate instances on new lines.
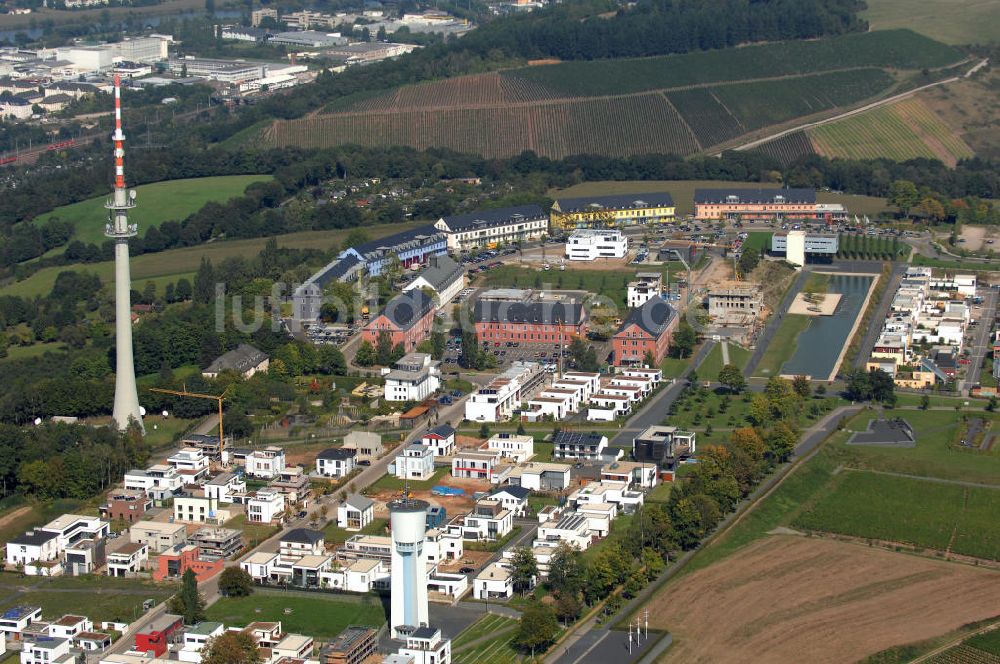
xmin=453 ymin=614 xmax=519 ymax=649
xmin=1 ymin=223 xmax=426 ymax=299
xmin=0 ymin=499 xmax=91 ymax=545
xmin=226 ymin=515 xmax=280 ymax=548
xmin=742 ymin=232 xmax=772 ymax=254
xmin=910 ymin=255 xmax=1000 ymax=273
xmin=698 ymin=342 xmax=751 ymax=379
xmin=0 ymin=573 xmax=172 ymax=623
xmin=323 ymin=517 xmax=389 ymax=545
xmin=367 ymin=466 xmax=450 ymax=493
xmin=678 ymin=408 xmax=1000 ymax=575
xmin=0 ymin=342 xmax=67 ymax=362
xmin=792 ymin=469 xmax=1000 ymax=559
xmin=646 ymin=482 xmax=672 ymax=502
xmin=660 ymin=356 xmax=692 ymax=379
xmin=753 ymin=314 xmax=811 ymax=377
xmin=205 ymin=593 xmax=386 ymax=637
xmin=32 ymin=176 xmax=272 ymax=248
xmin=861 ymin=0 xmax=1000 ymax=44
xmin=894 ymin=393 xmax=989 ymax=410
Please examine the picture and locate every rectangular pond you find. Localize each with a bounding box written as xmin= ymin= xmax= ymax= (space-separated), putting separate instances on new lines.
xmin=780 ymin=273 xmax=874 ymax=380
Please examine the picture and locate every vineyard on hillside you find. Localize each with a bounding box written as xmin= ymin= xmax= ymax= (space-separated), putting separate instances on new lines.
xmin=268 ymin=93 xmax=700 ymax=159
xmin=809 ymin=97 xmax=975 ymax=165
xmin=340 ymin=72 xmax=559 ymax=112
xmin=752 ymin=132 xmax=817 ymax=166
xmin=505 ymin=29 xmax=962 ymax=97
xmin=253 ymin=29 xmax=969 ymax=160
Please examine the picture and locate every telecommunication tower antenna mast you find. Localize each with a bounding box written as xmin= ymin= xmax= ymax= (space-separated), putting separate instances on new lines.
xmin=106 ymin=74 xmax=143 ymax=433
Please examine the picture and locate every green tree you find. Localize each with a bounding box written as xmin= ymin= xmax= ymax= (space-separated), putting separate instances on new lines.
xmin=430 ymin=330 xmax=446 ymax=360
xmin=765 ymin=420 xmax=798 ymax=462
xmin=375 ymin=330 xmax=395 ymax=366
xmin=219 ymin=566 xmax=254 ymax=597
xmin=547 ymin=542 xmax=584 ymax=597
xmin=509 ymin=546 xmax=538 ymax=596
xmin=194 ymin=257 xmax=215 ymax=304
xmin=920 ymin=394 xmax=930 ymax=410
xmin=717 ymin=364 xmax=745 ymax=393
xmin=516 ymin=603 xmax=558 ymax=657
xmin=888 ymin=180 xmax=919 ymax=217
xmin=553 ymin=589 xmax=582 ymax=625
xmin=169 ymin=569 xmax=206 ymax=624
xmin=175 ymin=277 xmax=193 ymax=301
xmin=355 ymin=340 xmax=376 ymax=367
xmin=791 ymin=375 xmax=811 ymax=399
xmin=202 ymin=631 xmax=261 ymax=664
xmin=671 ymin=319 xmax=697 ymax=358
xmin=478 ymin=423 xmax=490 ymax=439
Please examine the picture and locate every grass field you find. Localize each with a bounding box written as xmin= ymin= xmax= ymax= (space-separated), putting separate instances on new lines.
xmin=0 ymin=223 xmax=425 ymax=299
xmin=0 ymin=341 xmax=67 ymax=362
xmin=792 ymin=470 xmax=1000 ymax=559
xmin=453 ymin=625 xmax=531 ymax=664
xmin=742 ymin=232 xmax=773 ymax=254
xmin=0 ymin=499 xmax=90 ymax=545
xmin=204 ymin=593 xmax=386 ymax=637
xmin=31 ymin=176 xmax=271 ymax=248
xmin=861 ymin=0 xmax=1000 ymax=44
xmin=453 ymin=614 xmax=519 ymax=649
xmin=480 ymin=263 xmax=675 ymax=310
xmin=548 ymin=180 xmax=888 ymax=217
xmin=226 ymin=514 xmax=280 ymax=548
xmin=911 ymin=254 xmax=1000 ymax=273
xmin=698 ymin=342 xmax=751 ymax=378
xmin=809 ymin=98 xmax=975 ymax=166
xmin=0 ymin=573 xmax=172 ymax=623
xmin=753 ymin=314 xmax=811 ymax=377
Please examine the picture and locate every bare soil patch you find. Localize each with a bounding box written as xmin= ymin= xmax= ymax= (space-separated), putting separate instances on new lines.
xmin=648 ymin=535 xmax=1000 ymax=664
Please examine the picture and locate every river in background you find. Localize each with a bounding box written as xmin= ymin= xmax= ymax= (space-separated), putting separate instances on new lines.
xmin=780 ymin=272 xmax=874 ymax=380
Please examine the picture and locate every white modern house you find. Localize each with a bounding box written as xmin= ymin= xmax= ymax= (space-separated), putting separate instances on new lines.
xmin=129 ymin=521 xmax=187 ymax=553
xmin=247 ymin=489 xmax=286 ymax=523
xmin=627 ymin=272 xmax=664 ymax=308
xmin=5 ymin=530 xmax=60 ymax=575
xmin=565 ymin=229 xmax=628 ymax=261
xmin=474 ymin=562 xmax=514 ymax=600
xmin=484 ymin=433 xmax=534 ymax=462
xmin=315 ymin=448 xmax=357 ymax=478
xmin=382 ymin=353 xmax=441 ymax=402
xmin=552 ymin=431 xmax=608 ymax=460
xmin=420 ymin=425 xmax=456 ymax=457
xmin=337 ymin=494 xmax=376 ymax=531
xmin=173 ymin=495 xmax=222 ymax=525
xmin=244 ymin=447 xmax=287 ymax=479
xmin=487 ymin=485 xmax=530 ymax=517
xmin=203 ymin=473 xmax=245 ymax=504
xmin=451 ymin=450 xmax=502 ymax=481
xmin=393 ymin=444 xmax=436 ymax=480
xmin=106 ymin=542 xmax=148 ymax=577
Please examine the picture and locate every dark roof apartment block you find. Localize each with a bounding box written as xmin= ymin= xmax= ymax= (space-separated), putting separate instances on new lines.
xmin=439 ymin=205 xmax=546 ymax=231
xmin=553 ymin=192 xmax=674 ymax=213
xmin=618 ymin=296 xmax=676 ymax=337
xmin=380 ymin=290 xmax=435 ymax=331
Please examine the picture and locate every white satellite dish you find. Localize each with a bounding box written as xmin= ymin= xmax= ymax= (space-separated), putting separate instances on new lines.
xmin=33 ymin=417 xmax=42 ymax=425
xmin=129 ymin=189 xmax=137 ymax=201
xmin=139 ymin=406 xmax=147 ymax=416
xmin=162 ymin=410 xmax=169 ymax=418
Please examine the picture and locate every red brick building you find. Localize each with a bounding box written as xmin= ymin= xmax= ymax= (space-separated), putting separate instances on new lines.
xmin=362 ymin=289 xmax=435 ymax=353
xmin=100 ymin=489 xmax=153 ymax=524
xmin=151 ymin=544 xmax=224 ymax=583
xmin=474 ymin=298 xmax=587 ymax=344
xmin=134 ymin=613 xmax=184 ymax=657
xmin=613 ymin=296 xmax=677 ymax=367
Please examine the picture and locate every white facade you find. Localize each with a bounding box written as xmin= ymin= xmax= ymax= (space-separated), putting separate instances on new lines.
xmin=315 ymin=449 xmax=357 ymax=478
xmin=785 ymin=230 xmax=806 ymax=268
xmin=396 ymin=628 xmax=451 ymax=664
xmin=384 ymin=367 xmax=440 ymax=402
xmin=123 ymin=465 xmax=182 ymax=499
xmin=390 ymin=501 xmax=430 ymax=639
xmin=20 ymin=636 xmax=71 ymax=664
xmin=565 ymin=229 xmax=628 ymax=261
xmin=484 ymin=433 xmax=534 ymax=462
xmin=245 ymin=446 xmax=287 ymax=479
xmin=465 ymin=362 xmax=543 ymax=422
xmin=474 ymin=562 xmax=513 ymax=600
xmin=107 ymin=543 xmax=148 ymax=577
xmin=420 ymin=426 xmax=456 ymax=457
xmin=451 ymin=450 xmax=502 ymax=481
xmin=337 ymin=495 xmax=375 ymax=530
xmin=203 ymin=473 xmax=245 ymax=504
xmin=627 ymin=273 xmax=663 ymax=309
xmin=394 ymin=444 xmax=436 ymax=480
xmin=513 ymin=463 xmax=572 ymax=491
xmin=247 ymin=490 xmax=285 ymax=523
xmin=5 ymin=531 xmax=60 ymax=573
xmin=424 ymin=529 xmax=464 ymax=562
xmin=536 ymin=512 xmax=591 ymax=550
xmin=166 ymin=447 xmax=209 ymax=479
xmin=173 ymin=496 xmax=220 ymax=524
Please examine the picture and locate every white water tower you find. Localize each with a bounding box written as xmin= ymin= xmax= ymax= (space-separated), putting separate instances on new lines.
xmin=389 ymin=496 xmax=429 ymax=639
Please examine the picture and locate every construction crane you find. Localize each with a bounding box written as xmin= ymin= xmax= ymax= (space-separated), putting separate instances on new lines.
xmin=149 ymin=384 xmax=232 ymax=455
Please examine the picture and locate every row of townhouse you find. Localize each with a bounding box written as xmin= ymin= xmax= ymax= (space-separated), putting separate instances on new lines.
xmin=588 ymin=367 xmax=663 ymax=421
xmin=866 ymin=267 xmax=977 ymax=387
xmin=465 ymin=361 xmax=549 ymax=422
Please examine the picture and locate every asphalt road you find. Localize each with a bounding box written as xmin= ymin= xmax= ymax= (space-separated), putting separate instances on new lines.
xmin=851 ymin=262 xmax=906 ymax=370
xmin=962 ymin=286 xmax=998 ymax=390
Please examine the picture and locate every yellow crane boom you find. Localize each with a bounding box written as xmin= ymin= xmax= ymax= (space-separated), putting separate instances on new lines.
xmin=148 ymin=385 xmax=232 ymax=455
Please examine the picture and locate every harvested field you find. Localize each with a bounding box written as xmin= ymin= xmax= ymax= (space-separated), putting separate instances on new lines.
xmin=650 ymin=536 xmax=1000 ymax=664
